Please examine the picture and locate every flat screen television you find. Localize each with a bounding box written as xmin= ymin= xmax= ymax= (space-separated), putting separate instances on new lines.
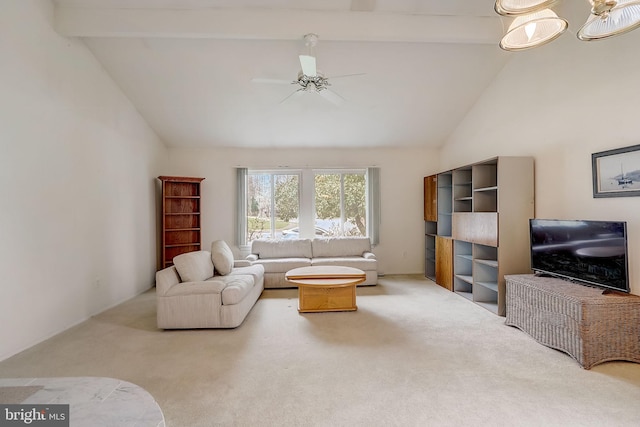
xmin=529 ymin=219 xmax=630 ymax=293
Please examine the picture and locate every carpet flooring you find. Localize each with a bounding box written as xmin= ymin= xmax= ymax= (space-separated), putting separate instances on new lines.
xmin=0 ymin=385 xmax=43 ymax=404
xmin=1 ymin=275 xmax=640 ymax=426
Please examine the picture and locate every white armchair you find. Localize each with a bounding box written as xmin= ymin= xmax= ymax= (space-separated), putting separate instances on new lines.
xmin=156 ymin=242 xmax=264 ymax=329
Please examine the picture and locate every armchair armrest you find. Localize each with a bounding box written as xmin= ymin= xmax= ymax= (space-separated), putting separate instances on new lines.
xmin=156 ymin=266 xmax=227 ymax=297
xmin=234 ymin=259 xmax=251 ymax=268
xmin=163 ymin=280 xmax=226 ymax=297
xmin=156 ymin=266 xmax=181 ymax=296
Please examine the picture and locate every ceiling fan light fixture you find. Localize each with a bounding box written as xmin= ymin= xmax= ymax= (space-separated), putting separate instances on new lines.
xmin=302 ymin=33 xmax=319 ymax=56
xmin=500 ymin=8 xmax=568 ymax=50
xmin=577 ymin=0 xmax=640 ymax=40
xmin=494 ymin=0 xmax=558 ymax=16
xmin=254 ymin=33 xmax=362 ymax=106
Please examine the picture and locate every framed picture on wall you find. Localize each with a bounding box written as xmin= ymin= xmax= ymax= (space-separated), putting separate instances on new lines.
xmin=592 ymin=144 xmax=640 ymax=198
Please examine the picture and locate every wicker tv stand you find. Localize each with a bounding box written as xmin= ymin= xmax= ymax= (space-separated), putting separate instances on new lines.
xmin=505 ymin=274 xmax=640 ymax=369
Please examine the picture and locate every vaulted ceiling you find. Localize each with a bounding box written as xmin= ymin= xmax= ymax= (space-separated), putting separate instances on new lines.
xmin=53 ymin=0 xmax=511 ymax=148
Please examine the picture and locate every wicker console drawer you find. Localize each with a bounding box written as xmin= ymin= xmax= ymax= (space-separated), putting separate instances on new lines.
xmin=505 ymin=274 xmax=640 ymax=369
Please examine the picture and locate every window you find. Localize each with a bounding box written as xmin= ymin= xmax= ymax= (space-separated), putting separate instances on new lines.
xmin=246 ymin=171 xmax=300 ymax=241
xmin=314 ymin=171 xmax=366 ymax=237
xmin=237 ymin=168 xmax=379 ymax=247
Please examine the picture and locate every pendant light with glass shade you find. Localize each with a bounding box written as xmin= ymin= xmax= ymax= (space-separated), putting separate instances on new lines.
xmin=495 ymin=0 xmax=560 ymax=16
xmin=495 ymin=0 xmax=640 ymax=51
xmin=578 ymin=0 xmax=640 ymax=40
xmin=499 ymin=8 xmax=568 ymax=50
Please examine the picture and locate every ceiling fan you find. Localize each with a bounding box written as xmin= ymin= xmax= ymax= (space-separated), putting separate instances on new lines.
xmin=252 ymin=33 xmax=364 ymax=106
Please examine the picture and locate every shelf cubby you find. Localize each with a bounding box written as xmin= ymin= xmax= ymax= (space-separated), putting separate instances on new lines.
xmin=472 ymin=163 xmax=497 ymax=190
xmin=436 ymin=172 xmax=453 ymax=236
xmin=472 ymin=162 xmax=498 ymax=213
xmin=473 ymin=243 xmax=499 ymax=312
xmin=425 ymin=221 xmax=437 ymax=280
xmin=453 ymin=168 xmax=473 ymax=213
xmin=473 ymin=188 xmax=497 ymax=212
xmin=453 ymin=240 xmax=473 ymax=293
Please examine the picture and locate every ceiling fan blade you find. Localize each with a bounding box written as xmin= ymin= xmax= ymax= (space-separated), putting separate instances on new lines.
xmin=299 ymin=55 xmax=317 ymax=77
xmin=328 ymin=73 xmax=366 ymax=80
xmin=318 ymin=89 xmax=345 ymax=106
xmin=279 ymin=89 xmax=304 ymax=104
xmin=251 ymin=78 xmax=294 ymax=85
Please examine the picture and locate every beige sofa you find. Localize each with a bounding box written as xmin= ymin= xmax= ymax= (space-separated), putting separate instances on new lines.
xmin=156 ymin=241 xmax=264 ymax=329
xmin=246 ymin=237 xmax=377 ymax=288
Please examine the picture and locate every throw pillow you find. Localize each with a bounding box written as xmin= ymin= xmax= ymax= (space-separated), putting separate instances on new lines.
xmin=173 ymin=250 xmax=214 ymax=283
xmin=211 ymin=240 xmax=234 ymax=275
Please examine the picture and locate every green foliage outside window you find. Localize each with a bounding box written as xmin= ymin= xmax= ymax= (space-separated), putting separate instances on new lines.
xmin=274 ymin=175 xmax=299 ymax=222
xmin=315 ymin=173 xmax=366 ymax=236
xmin=247 ymin=171 xmax=366 ymax=241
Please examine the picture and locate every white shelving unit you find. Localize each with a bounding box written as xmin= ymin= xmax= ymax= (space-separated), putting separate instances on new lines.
xmin=444 ymin=157 xmax=534 ymax=315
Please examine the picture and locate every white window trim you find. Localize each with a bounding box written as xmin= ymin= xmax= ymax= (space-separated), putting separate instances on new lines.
xmin=236 ymin=167 xmax=379 ymax=246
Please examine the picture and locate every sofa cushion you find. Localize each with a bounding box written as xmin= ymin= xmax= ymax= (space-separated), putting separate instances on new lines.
xmin=312 ymin=237 xmax=372 ymax=258
xmin=221 ymin=275 xmax=255 ymax=305
xmin=252 ymin=258 xmax=312 ymax=274
xmin=229 ymin=264 xmax=264 ymax=283
xmin=311 ymin=256 xmax=377 ymax=271
xmin=173 ymin=250 xmax=214 ymax=282
xmin=211 ymin=240 xmax=234 ymax=275
xmin=251 ymin=239 xmax=312 ymax=259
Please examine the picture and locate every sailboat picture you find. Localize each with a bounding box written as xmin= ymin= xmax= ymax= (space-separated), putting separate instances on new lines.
xmin=617 ymin=165 xmax=633 ymax=187
xmin=592 ymin=144 xmax=640 ymax=198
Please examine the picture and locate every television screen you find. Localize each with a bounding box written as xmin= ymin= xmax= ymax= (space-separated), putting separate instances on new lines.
xmin=530 ymin=219 xmax=629 ymax=292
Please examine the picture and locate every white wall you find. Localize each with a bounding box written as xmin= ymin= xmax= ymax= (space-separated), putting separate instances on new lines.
xmin=0 ymin=0 xmax=167 ymax=361
xmin=440 ymin=6 xmax=640 ymax=294
xmin=166 ymin=147 xmax=439 ymax=275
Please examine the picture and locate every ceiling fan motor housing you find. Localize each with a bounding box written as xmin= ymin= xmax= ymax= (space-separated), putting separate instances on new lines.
xmin=296 ymin=71 xmax=329 ymax=90
xmin=303 ymin=33 xmax=319 ymax=48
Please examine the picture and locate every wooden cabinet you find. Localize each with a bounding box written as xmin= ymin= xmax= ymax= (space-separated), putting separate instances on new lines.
xmin=424 ymin=175 xmax=438 ymax=280
xmin=423 ymin=175 xmax=437 ymax=222
xmin=435 ymin=236 xmax=453 ymax=291
xmin=158 ymin=176 xmax=205 ymax=268
xmin=424 ymin=173 xmax=452 ymax=285
xmin=425 ymin=157 xmax=534 ymax=315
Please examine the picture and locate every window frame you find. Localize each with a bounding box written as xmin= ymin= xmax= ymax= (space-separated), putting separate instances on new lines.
xmin=313 ymin=169 xmax=367 ymax=238
xmin=237 ymin=167 xmax=379 ymax=248
xmin=246 ymin=169 xmax=302 ymax=242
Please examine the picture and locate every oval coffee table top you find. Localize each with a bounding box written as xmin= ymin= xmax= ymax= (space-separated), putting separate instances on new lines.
xmin=285 ymin=266 xmax=365 ymax=281
xmin=285 ymin=266 xmax=366 ymax=287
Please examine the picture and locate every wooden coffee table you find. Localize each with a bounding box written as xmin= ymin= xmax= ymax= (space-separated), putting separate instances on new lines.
xmin=285 ymin=266 xmax=366 ymax=313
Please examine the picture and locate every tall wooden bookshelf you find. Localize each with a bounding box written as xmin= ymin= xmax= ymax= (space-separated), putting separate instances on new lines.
xmin=158 ymin=176 xmax=205 ymax=268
